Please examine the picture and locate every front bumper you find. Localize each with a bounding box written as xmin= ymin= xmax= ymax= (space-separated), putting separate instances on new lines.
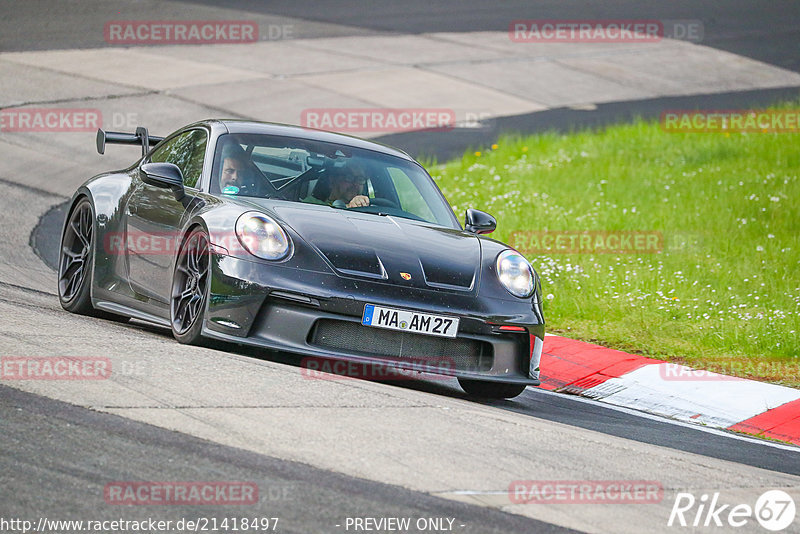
xmin=203 ymin=253 xmax=544 ymax=384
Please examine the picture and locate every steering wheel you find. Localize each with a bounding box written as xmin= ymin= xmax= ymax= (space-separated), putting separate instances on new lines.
xmin=369 ymin=197 xmax=399 ymax=209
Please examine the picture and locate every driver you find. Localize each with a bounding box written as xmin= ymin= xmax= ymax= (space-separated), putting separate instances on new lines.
xmin=307 ymin=164 xmax=370 ymax=208
xmin=327 ymin=165 xmax=370 ymax=208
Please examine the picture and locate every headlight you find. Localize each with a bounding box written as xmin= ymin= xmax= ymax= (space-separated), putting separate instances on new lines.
xmin=235 ymin=212 xmax=291 ymax=260
xmin=496 ymin=250 xmax=535 ymax=298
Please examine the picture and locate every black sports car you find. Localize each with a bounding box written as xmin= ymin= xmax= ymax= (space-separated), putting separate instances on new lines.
xmin=58 ymin=120 xmax=544 ymax=399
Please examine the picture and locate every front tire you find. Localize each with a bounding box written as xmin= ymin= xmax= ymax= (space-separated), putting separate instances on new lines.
xmin=458 ymin=378 xmax=527 ymax=400
xmin=170 ymin=227 xmax=210 ymax=345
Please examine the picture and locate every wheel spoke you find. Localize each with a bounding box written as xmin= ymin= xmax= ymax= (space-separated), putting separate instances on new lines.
xmin=62 ymin=259 xmax=84 ymax=282
xmin=196 ymin=238 xmax=209 ymax=278
xmin=186 ymin=240 xmax=198 ymax=274
xmin=174 ymin=286 xmax=193 ymax=305
xmin=80 ymin=207 xmax=92 ymax=246
xmin=81 ymin=206 xmax=91 ymax=238
xmin=62 ymin=246 xmax=81 ymax=260
xmin=64 ymin=263 xmax=83 ymax=299
xmin=60 ymin=247 xmax=83 ymax=275
xmin=186 ymin=294 xmax=201 ymax=324
xmin=71 ymin=220 xmax=90 ymax=249
xmin=65 ymin=271 xmax=76 ymax=296
xmin=174 ymin=292 xmax=190 ymax=326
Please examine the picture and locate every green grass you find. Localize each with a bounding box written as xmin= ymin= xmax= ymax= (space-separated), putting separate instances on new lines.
xmin=429 ymin=105 xmax=800 ymax=387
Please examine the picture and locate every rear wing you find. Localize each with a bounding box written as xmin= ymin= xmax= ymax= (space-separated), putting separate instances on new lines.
xmin=96 ymin=127 xmax=164 ymax=157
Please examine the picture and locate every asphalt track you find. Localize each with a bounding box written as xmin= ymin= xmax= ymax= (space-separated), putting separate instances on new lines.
xmin=4 ymin=0 xmax=799 ymax=74
xmin=26 ymin=197 xmax=800 ymax=476
xmin=3 ymin=2 xmax=800 ymax=533
xmin=1 ymin=385 xmax=573 ymax=534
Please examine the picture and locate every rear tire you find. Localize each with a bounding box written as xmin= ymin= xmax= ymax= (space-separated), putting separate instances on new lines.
xmin=58 ymin=198 xmax=97 ymax=315
xmin=170 ymin=227 xmax=210 ymax=345
xmin=458 ymin=378 xmax=527 ymax=400
xmin=57 ymin=197 xmax=130 ymax=323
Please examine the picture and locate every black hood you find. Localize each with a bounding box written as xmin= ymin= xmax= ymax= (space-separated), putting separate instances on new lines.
xmin=271 ymin=204 xmax=480 ymax=292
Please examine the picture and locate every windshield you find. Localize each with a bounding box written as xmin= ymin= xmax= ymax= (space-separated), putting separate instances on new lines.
xmin=210 ymin=133 xmax=460 ymax=228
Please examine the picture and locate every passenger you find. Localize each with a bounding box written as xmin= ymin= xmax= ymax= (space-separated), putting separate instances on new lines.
xmin=219 ymin=153 xmax=248 ymax=194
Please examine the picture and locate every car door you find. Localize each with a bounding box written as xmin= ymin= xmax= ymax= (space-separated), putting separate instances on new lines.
xmin=125 ymin=128 xmax=208 ymax=304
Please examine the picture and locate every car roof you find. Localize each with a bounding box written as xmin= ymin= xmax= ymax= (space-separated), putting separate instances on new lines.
xmin=205 ymin=119 xmax=415 ymax=162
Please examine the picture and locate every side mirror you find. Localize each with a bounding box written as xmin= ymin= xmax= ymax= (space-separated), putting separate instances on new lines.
xmin=140 ymin=162 xmax=186 ymax=202
xmin=464 ymin=208 xmax=496 ymax=235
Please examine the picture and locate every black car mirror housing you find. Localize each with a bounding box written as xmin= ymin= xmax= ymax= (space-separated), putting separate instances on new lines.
xmin=140 ymin=163 xmax=186 ymax=202
xmin=464 ymin=208 xmax=496 ymax=234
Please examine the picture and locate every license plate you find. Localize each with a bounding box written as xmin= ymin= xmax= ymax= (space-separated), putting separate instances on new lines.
xmin=361 ymin=304 xmax=459 ymax=338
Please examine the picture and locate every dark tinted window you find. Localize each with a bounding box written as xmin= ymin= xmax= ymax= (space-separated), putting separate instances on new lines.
xmin=150 ymin=129 xmax=207 ymax=188
xmin=211 ymin=133 xmax=459 ymax=228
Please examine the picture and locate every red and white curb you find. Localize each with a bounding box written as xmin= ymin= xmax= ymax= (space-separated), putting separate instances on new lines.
xmin=540 ymin=334 xmax=800 ymax=445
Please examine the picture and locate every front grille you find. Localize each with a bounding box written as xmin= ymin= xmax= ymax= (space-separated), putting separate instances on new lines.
xmin=309 ymin=319 xmax=493 ymax=372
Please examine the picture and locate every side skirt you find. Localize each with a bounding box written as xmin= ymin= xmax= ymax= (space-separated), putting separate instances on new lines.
xmin=94 ymin=300 xmax=171 ymax=328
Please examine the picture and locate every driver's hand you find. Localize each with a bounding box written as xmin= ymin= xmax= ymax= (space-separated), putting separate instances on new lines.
xmin=347 ymin=195 xmax=370 ymax=208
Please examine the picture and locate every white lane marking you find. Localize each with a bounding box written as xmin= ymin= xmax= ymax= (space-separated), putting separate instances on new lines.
xmin=530 ymin=387 xmax=800 ymax=453
xmin=448 ymin=490 xmax=506 ymax=495
xmin=583 ymin=363 xmax=800 ymax=428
